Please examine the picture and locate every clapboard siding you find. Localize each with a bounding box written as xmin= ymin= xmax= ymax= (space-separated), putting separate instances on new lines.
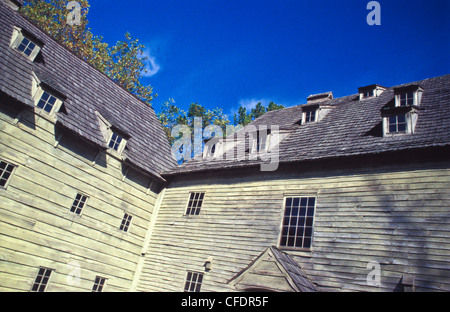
xmin=0 ymin=106 xmax=159 ymax=292
xmin=137 ymin=160 xmax=450 ymax=292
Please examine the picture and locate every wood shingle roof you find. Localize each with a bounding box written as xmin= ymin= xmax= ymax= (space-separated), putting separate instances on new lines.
xmin=164 ymin=74 xmax=450 ymax=176
xmin=0 ymin=2 xmax=177 ymax=181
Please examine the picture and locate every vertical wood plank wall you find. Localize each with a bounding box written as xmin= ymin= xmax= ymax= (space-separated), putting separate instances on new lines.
xmin=137 ymin=161 xmax=450 ymax=292
xmin=0 ymin=106 xmax=159 ymax=292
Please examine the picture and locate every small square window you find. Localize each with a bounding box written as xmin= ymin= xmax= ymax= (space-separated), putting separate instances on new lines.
xmin=0 ymin=160 xmax=15 ymax=188
xmin=400 ymin=92 xmax=414 ymax=107
xmin=186 ymin=192 xmax=205 ymax=216
xmin=305 ymin=110 xmax=316 ymax=123
xmin=120 ymin=213 xmax=132 ymax=232
xmin=388 ymin=114 xmax=407 ymax=133
xmin=17 ymin=37 xmax=37 ymax=57
xmin=31 ymin=267 xmax=53 ymax=292
xmin=280 ymin=197 xmax=316 ymax=249
xmin=36 ymin=91 xmax=58 ymax=113
xmin=108 ymin=132 xmax=123 ymax=151
xmin=184 ymin=271 xmax=204 ymax=292
xmin=364 ymin=90 xmax=374 ymax=98
xmin=92 ymin=276 xmax=107 ymax=292
xmin=70 ymin=193 xmax=88 ymax=215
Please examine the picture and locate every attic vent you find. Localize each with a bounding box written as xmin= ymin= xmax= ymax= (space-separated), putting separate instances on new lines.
xmin=306 ymin=92 xmax=333 ymax=104
xmin=358 ymin=84 xmax=386 ymax=100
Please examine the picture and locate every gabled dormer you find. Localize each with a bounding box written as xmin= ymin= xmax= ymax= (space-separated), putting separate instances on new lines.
xmin=393 ymin=84 xmax=424 ymax=107
xmin=96 ymin=112 xmax=129 ymax=156
xmin=31 ymin=72 xmax=65 ymax=118
xmin=358 ymin=84 xmax=386 ymax=100
xmin=300 ymin=92 xmax=334 ymax=125
xmin=381 ymin=85 xmax=424 ymax=137
xmin=10 ymin=26 xmax=43 ymax=62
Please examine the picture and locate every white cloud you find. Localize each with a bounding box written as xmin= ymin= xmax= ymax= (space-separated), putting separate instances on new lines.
xmin=140 ymin=48 xmax=161 ymax=77
xmin=230 ymin=98 xmax=271 ymax=116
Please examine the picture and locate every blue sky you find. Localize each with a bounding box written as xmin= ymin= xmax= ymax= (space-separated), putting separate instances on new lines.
xmin=88 ymin=0 xmax=449 ymax=117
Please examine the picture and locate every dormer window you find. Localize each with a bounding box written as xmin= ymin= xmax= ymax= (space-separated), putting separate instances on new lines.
xmin=388 ymin=114 xmax=407 ymax=134
xmin=96 ymin=112 xmax=129 ymax=156
xmin=381 ymin=108 xmax=418 ymax=137
xmin=304 ymin=109 xmax=316 ymax=123
xmin=10 ymin=27 xmax=42 ymax=61
xmin=17 ymin=37 xmax=37 ymax=57
xmin=31 ymin=72 xmax=64 ymax=117
xmin=108 ymin=132 xmax=123 ymax=151
xmin=37 ymin=91 xmax=58 ymax=113
xmin=399 ymin=92 xmax=414 ymax=107
xmin=358 ymin=84 xmax=386 ymax=100
xmin=251 ymin=128 xmax=271 ymax=153
xmin=394 ymin=85 xmax=424 ymax=107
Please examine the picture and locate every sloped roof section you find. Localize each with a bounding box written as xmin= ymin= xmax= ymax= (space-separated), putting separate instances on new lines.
xmin=229 ymin=246 xmax=318 ymax=292
xmin=164 ymin=74 xmax=450 ymax=176
xmin=0 ymin=2 xmax=177 ymax=180
xmin=270 ymin=247 xmax=318 ymax=292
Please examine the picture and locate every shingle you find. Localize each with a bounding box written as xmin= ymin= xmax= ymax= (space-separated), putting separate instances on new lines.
xmin=164 ymin=74 xmax=450 ymax=175
xmin=0 ymin=3 xmax=177 ymax=180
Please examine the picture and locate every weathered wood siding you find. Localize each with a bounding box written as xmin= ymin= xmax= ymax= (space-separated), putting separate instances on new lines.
xmin=137 ymin=159 xmax=450 ymax=292
xmin=0 ymin=105 xmax=160 ymax=292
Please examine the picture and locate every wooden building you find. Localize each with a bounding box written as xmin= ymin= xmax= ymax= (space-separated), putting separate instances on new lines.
xmin=0 ymin=0 xmax=449 ymax=292
xmin=0 ymin=0 xmax=176 ymax=292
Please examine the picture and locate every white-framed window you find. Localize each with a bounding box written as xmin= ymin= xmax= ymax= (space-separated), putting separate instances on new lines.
xmin=36 ymin=91 xmax=58 ymax=113
xmin=31 ymin=267 xmax=53 ymax=292
xmin=382 ymin=110 xmax=418 ymax=137
xmin=358 ymin=85 xmax=386 ymax=100
xmin=301 ymin=108 xmax=318 ymax=124
xmin=10 ymin=27 xmax=42 ymax=61
xmin=0 ymin=160 xmax=16 ymax=189
xmin=119 ymin=213 xmax=132 ymax=232
xmin=251 ymin=129 xmax=271 ymax=153
xmin=279 ymin=197 xmax=316 ymax=250
xmin=70 ymin=193 xmax=89 ymax=215
xmin=183 ymin=271 xmax=204 ymax=292
xmin=92 ymin=276 xmax=107 ymax=292
xmin=33 ymin=88 xmax=63 ymax=117
xmin=96 ymin=112 xmax=128 ymax=156
xmin=185 ymin=192 xmax=205 ymax=216
xmin=394 ymin=86 xmax=424 ymax=107
xmin=108 ymin=132 xmax=123 ymax=151
xmin=388 ymin=114 xmax=407 ymax=134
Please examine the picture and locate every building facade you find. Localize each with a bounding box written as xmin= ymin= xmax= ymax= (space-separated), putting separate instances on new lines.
xmin=0 ymin=0 xmax=449 ymax=292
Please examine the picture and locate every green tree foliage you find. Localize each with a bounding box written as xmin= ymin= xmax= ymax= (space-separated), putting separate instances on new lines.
xmin=157 ymin=100 xmax=230 ymax=146
xmin=21 ymin=0 xmax=155 ymax=105
xmin=233 ymin=101 xmax=284 ymax=126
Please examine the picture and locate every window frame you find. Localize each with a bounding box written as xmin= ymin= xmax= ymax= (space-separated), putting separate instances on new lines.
xmin=70 ymin=193 xmax=89 ymax=215
xmin=96 ymin=112 xmax=128 ymax=156
xmin=10 ymin=27 xmax=42 ymax=61
xmin=119 ymin=213 xmax=133 ymax=232
xmin=250 ymin=129 xmax=271 ymax=154
xmin=183 ymin=271 xmax=204 ymax=292
xmin=92 ymin=276 xmax=107 ymax=292
xmin=30 ymin=267 xmax=54 ymax=292
xmin=0 ymin=159 xmax=16 ymax=190
xmin=185 ymin=192 xmax=205 ymax=216
xmin=33 ymin=88 xmax=63 ymax=117
xmin=394 ymin=86 xmax=424 ymax=108
xmin=303 ymin=109 xmax=317 ymax=124
xmin=388 ymin=114 xmax=408 ymax=134
xmin=278 ymin=196 xmax=317 ymax=251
